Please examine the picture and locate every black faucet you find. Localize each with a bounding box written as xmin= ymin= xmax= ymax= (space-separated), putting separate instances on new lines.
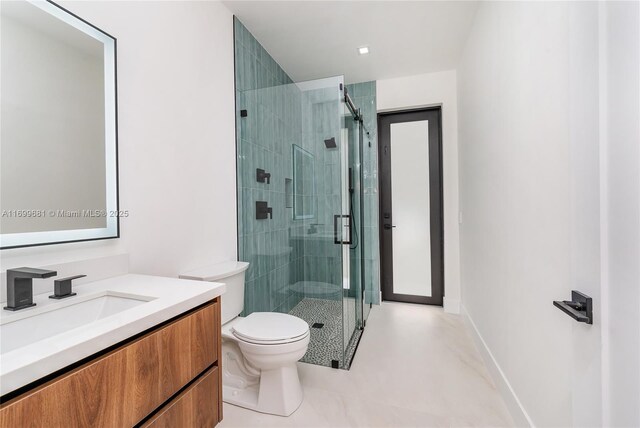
xmin=256 ymin=168 xmax=271 ymax=184
xmin=4 ymin=267 xmax=57 ymax=311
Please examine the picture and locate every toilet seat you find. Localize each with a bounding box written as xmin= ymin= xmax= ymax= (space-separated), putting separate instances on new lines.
xmin=233 ymin=330 xmax=310 ymax=345
xmin=232 ymin=312 xmax=309 ymax=345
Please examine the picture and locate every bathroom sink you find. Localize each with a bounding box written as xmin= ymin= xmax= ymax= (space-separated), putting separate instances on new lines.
xmin=0 ymin=292 xmax=153 ymax=354
xmin=0 ymin=273 xmax=225 ymax=397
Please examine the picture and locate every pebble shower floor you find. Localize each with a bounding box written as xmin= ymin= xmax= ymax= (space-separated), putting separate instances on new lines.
xmin=289 ymin=298 xmax=362 ymax=369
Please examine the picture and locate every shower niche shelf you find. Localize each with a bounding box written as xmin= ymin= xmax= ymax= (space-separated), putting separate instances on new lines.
xmin=285 ymin=178 xmax=293 ymax=208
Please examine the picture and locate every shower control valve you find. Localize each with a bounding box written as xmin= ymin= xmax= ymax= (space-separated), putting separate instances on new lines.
xmin=256 ymin=168 xmax=271 ymax=184
xmin=256 ymin=201 xmax=272 ymax=220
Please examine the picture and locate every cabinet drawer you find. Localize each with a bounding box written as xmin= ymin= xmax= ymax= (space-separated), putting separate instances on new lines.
xmin=142 ymin=366 xmax=219 ymax=428
xmin=0 ymin=300 xmax=219 ymax=428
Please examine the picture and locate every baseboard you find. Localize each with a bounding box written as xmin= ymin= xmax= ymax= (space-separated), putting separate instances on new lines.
xmin=443 ymin=297 xmax=460 ymax=314
xmin=461 ymin=305 xmax=534 ymax=428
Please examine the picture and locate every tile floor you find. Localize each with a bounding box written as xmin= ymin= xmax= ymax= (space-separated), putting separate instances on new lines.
xmin=219 ymin=302 xmax=514 ymax=428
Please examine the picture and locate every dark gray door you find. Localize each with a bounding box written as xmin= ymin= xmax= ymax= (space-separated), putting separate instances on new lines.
xmin=378 ymin=108 xmax=444 ymax=305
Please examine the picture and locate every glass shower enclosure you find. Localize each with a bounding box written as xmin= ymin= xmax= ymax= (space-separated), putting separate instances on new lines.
xmin=236 ymin=75 xmax=367 ymax=369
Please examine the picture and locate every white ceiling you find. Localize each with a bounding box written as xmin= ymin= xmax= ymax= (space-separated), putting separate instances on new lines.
xmin=223 ymin=1 xmax=479 ymax=84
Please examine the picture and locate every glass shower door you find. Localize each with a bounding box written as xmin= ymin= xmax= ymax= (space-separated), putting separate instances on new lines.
xmin=288 ymin=76 xmax=351 ymax=368
xmin=341 ymin=87 xmax=366 ymax=365
xmin=236 ymin=73 xmax=364 ymax=369
xmin=361 ymin=126 xmax=373 ymax=323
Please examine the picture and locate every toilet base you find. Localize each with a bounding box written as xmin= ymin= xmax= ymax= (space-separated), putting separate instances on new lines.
xmin=223 ymin=364 xmax=303 ymax=417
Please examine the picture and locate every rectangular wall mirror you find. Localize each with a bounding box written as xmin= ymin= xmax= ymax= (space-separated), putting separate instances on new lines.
xmin=292 ymin=144 xmax=315 ymax=220
xmin=0 ymin=0 xmax=119 ymax=249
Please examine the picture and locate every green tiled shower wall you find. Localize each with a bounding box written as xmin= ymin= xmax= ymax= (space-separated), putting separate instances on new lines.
xmin=235 ymin=17 xmax=380 ymax=315
xmin=235 ymin=19 xmax=344 ymax=315
xmin=298 ymin=87 xmax=344 ymax=302
xmin=345 ymin=82 xmax=380 ymax=305
xmin=235 ymin=18 xmax=302 ymax=315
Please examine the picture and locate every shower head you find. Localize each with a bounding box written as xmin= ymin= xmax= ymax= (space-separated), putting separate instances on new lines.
xmin=324 ymin=137 xmax=337 ymax=149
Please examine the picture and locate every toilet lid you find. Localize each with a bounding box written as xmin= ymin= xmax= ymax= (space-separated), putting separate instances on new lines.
xmin=232 ymin=312 xmax=309 ymax=343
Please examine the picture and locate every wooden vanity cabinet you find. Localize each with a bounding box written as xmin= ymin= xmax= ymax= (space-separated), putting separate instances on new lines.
xmin=0 ymin=298 xmax=223 ymax=428
xmin=141 ymin=366 xmax=219 ymax=427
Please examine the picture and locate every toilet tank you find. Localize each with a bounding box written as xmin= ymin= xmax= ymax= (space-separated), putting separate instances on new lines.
xmin=179 ymin=261 xmax=249 ymax=324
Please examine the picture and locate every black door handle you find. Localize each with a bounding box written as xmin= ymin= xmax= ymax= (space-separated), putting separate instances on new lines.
xmin=553 ymin=290 xmax=593 ymax=324
xmin=383 ymin=224 xmax=396 ymax=230
xmin=334 ymin=214 xmax=352 ymax=245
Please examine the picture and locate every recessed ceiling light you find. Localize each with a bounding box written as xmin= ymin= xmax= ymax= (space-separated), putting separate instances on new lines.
xmin=358 ymin=46 xmax=370 ymax=55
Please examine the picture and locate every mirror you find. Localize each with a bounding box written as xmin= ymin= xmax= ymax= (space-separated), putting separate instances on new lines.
xmin=292 ymin=144 xmax=315 ymax=220
xmin=0 ymin=0 xmax=118 ymax=249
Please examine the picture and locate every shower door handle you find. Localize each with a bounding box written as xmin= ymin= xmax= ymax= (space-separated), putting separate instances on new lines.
xmin=383 ymin=224 xmax=396 ymax=230
xmin=334 ymin=214 xmax=352 ymax=245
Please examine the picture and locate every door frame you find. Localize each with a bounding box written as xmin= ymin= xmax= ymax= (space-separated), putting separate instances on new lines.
xmin=377 ymin=107 xmax=444 ymax=305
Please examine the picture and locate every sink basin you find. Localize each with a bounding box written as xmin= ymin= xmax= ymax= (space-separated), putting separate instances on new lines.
xmin=1 ymin=292 xmax=153 ymax=354
xmin=0 ymin=273 xmax=225 ymax=397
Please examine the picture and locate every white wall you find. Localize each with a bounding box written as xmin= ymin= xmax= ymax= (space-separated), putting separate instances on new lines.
xmin=603 ymin=2 xmax=640 ymax=426
xmin=458 ymin=1 xmax=639 ymax=426
xmin=377 ymin=70 xmax=461 ymax=313
xmin=0 ymin=1 xmax=237 ymax=285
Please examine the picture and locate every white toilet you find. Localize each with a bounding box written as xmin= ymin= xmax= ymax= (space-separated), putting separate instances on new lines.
xmin=180 ymin=261 xmax=310 ymax=416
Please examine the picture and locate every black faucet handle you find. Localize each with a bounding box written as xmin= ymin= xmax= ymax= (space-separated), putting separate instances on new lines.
xmin=49 ymin=275 xmax=86 ymax=299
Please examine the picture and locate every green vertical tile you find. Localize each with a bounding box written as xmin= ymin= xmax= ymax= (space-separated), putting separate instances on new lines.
xmin=257 ymin=275 xmax=270 ymax=312
xmin=243 ymin=234 xmax=256 ymax=280
xmin=235 ymin=45 xmax=244 ymax=91
xmin=243 ymin=278 xmax=256 ymax=316
xmin=268 ymin=269 xmax=278 ymax=311
xmin=256 ymin=231 xmax=266 ymax=277
xmin=242 ymin=189 xmax=253 ymax=235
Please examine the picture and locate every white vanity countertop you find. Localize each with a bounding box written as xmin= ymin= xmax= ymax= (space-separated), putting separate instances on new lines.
xmin=0 ymin=274 xmax=225 ymax=396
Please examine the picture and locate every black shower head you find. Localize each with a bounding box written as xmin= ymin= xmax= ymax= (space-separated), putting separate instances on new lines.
xmin=324 ymin=137 xmax=337 ymax=149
